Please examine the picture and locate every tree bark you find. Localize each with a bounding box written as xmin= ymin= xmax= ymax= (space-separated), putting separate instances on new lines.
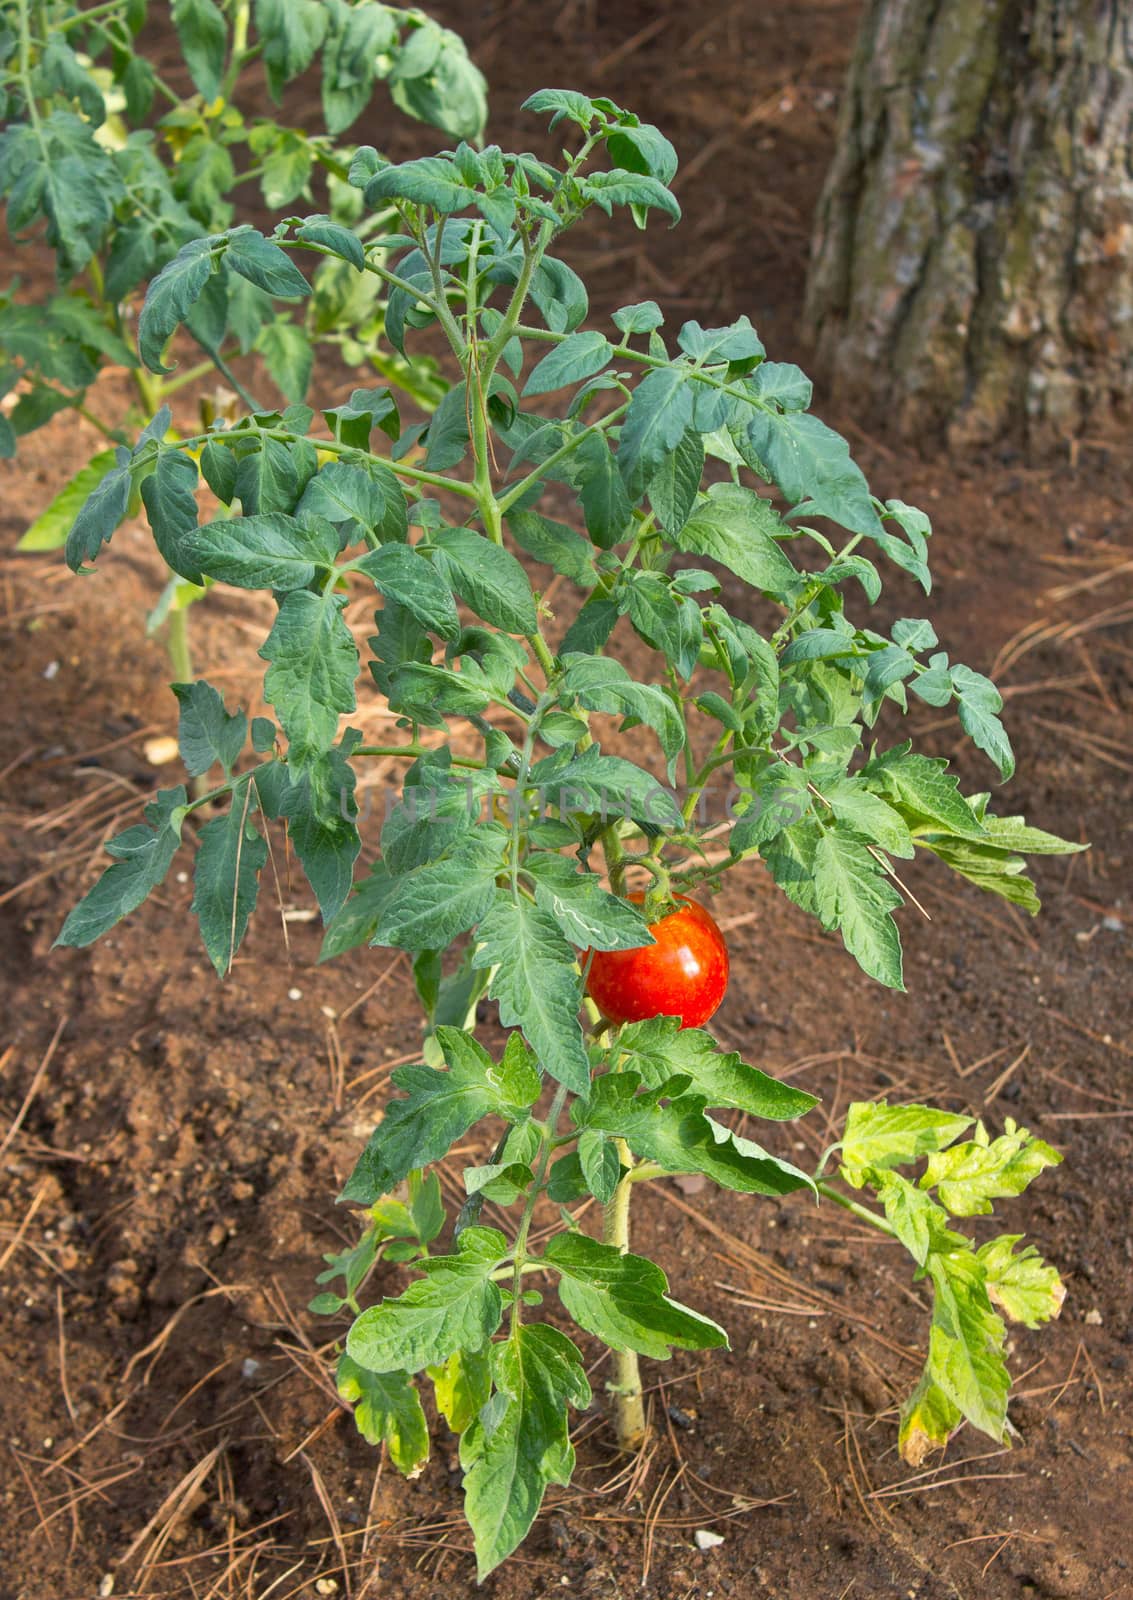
xmin=804 ymin=0 xmax=1133 ymax=452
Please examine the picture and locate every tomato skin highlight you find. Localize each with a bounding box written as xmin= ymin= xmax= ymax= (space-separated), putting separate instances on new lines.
xmin=584 ymin=895 xmax=729 ymax=1030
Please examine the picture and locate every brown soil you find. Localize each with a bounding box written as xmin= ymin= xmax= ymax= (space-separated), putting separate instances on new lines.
xmin=2 ymin=3 xmax=1132 ymax=1599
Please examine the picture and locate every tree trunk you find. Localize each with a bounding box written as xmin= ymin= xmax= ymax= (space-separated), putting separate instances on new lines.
xmin=804 ymin=0 xmax=1133 ymax=452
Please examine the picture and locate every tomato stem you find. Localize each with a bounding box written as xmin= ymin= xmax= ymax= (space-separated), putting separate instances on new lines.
xmin=602 ymin=1137 xmax=646 ymax=1450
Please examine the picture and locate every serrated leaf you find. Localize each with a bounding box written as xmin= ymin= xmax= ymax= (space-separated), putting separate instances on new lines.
xmin=141 ymin=449 xmax=203 ymax=582
xmin=976 ymin=1236 xmax=1066 ymax=1328
xmin=576 ymin=1075 xmax=814 ymax=1196
xmin=617 ymin=364 xmax=692 ymax=497
xmin=746 ymin=408 xmax=883 ymax=538
xmin=546 ymin=1233 xmax=728 ymax=1359
xmin=522 ymin=330 xmax=612 ymax=397
xmin=873 ymin=1170 xmax=962 ymax=1266
xmin=675 ymin=482 xmax=800 ymax=602
xmin=614 ymin=1017 xmax=818 ymax=1120
xmin=506 ymin=509 xmax=596 ymax=584
xmin=364 ymin=154 xmax=470 ymax=212
xmin=172 ymin=0 xmax=227 ymax=99
xmin=433 ymin=526 xmax=537 ymax=635
xmin=921 ymin=1121 xmax=1062 ymax=1216
xmin=560 ymin=654 xmax=685 ymax=770
xmin=819 ymin=778 xmax=915 ymax=859
xmin=19 ymin=451 xmax=119 ymax=552
xmin=341 ymin=1028 xmax=538 ymax=1206
xmin=472 ymin=895 xmax=590 ymax=1097
xmin=862 ymin=747 xmax=987 ymax=840
xmin=337 ymin=1354 xmax=429 ymax=1474
xmin=813 ymin=824 xmax=905 ymax=989
xmin=924 ymin=1249 xmax=1010 ymax=1442
xmin=429 ymin=1346 xmax=492 ymax=1435
xmin=950 ymin=664 xmax=1014 ymax=781
xmin=260 ymin=590 xmax=358 ymax=768
xmin=356 ymin=542 xmax=459 ymax=639
xmin=373 ymin=830 xmax=505 ymax=950
xmin=277 ymin=744 xmax=360 ymax=922
xmin=186 ymin=512 xmax=336 ymax=590
xmin=191 ymin=780 xmax=268 ymax=975
xmin=460 ymin=1325 xmax=590 ymax=1581
xmin=54 ymin=788 xmax=186 ymax=948
xmin=255 ymin=319 xmax=312 ymax=402
xmin=63 ymin=452 xmax=131 ymax=572
xmin=225 ymin=227 xmax=311 ymax=299
xmin=319 ymin=861 xmax=395 ymax=961
xmin=346 ymin=1226 xmax=507 ymax=1374
xmin=526 ymin=854 xmax=653 ymax=951
xmin=583 ymin=169 xmax=680 ymax=223
xmin=840 ymin=1101 xmax=975 ymax=1189
xmin=173 ymin=681 xmax=246 ymax=777
xmin=647 ymin=427 xmax=704 ymax=535
xmin=578 ymin=1130 xmax=621 ymax=1203
xmin=532 ymin=747 xmax=682 ymax=829
xmin=138 ymin=236 xmax=218 ymax=374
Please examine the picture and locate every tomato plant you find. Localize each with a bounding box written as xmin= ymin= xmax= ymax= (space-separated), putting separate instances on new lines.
xmin=585 ymin=893 xmax=729 ymax=1028
xmin=1 ymin=0 xmax=484 ymax=679
xmin=47 ymin=84 xmax=1080 ymax=1579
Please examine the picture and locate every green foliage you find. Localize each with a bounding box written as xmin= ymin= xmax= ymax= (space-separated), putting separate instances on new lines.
xmin=841 ymin=1103 xmax=1064 ymax=1465
xmin=46 ymin=85 xmax=1075 ymax=1577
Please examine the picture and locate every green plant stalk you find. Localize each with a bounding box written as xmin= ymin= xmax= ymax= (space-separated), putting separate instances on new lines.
xmin=602 ymin=1136 xmax=646 ymax=1450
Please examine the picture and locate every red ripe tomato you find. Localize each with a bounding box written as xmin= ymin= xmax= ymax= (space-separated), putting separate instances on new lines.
xmin=584 ymin=894 xmax=729 ymax=1030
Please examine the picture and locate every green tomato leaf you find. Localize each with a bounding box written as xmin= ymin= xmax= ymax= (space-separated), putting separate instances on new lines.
xmin=546 ymin=1232 xmax=728 ymax=1359
xmin=429 ymin=1346 xmax=492 ymax=1436
xmin=675 ymin=482 xmax=801 ymax=602
xmin=861 ymin=747 xmax=988 ymax=840
xmin=745 ymin=409 xmax=883 ymax=539
xmin=172 ymin=680 xmax=246 ymax=777
xmin=372 ymin=829 xmax=506 ymax=951
xmin=224 ymin=227 xmax=311 ymax=299
xmin=472 ymin=895 xmax=590 ymax=1098
xmin=345 ymin=1226 xmax=507 ymax=1374
xmin=356 ymin=543 xmax=460 ymax=639
xmin=460 ymin=1324 xmax=590 ymax=1581
xmin=186 ymin=512 xmax=336 ymax=590
xmin=576 ymin=1075 xmax=815 ymax=1196
xmin=921 ymin=1120 xmax=1062 ymax=1216
xmin=950 ymin=664 xmax=1014 ymax=781
xmin=19 ymin=450 xmax=119 ymax=552
xmin=171 ymin=0 xmax=227 ymax=99
xmin=840 ymin=1101 xmax=975 ymax=1189
xmin=531 ymin=747 xmax=683 ymax=830
xmin=337 ymin=1354 xmax=429 ymax=1475
xmin=560 ymin=654 xmax=685 ymax=771
xmin=138 ymin=236 xmax=218 ymax=374
xmin=260 ymin=590 xmax=358 ymax=769
xmin=62 ymin=451 xmax=131 ymax=573
xmin=254 ymin=319 xmax=312 ymax=403
xmin=318 ymin=861 xmax=396 ymax=961
xmin=577 ymin=1129 xmax=621 ymax=1203
xmin=647 ymin=426 xmax=704 ymax=535
xmin=54 ymin=788 xmax=187 ymax=948
xmin=506 ymin=509 xmax=597 ymax=584
xmin=191 ymin=778 xmax=269 ymax=975
xmin=342 ymin=1028 xmax=538 ymax=1207
xmin=433 ymin=526 xmax=538 ymax=635
xmin=276 ymin=743 xmax=360 ymax=923
xmin=522 ymin=330 xmax=612 ymax=396
xmin=817 ymin=777 xmax=916 ymax=859
xmin=812 ymin=823 xmax=905 ymax=990
xmin=873 ymin=1170 xmax=963 ymax=1267
xmin=525 ymin=853 xmax=653 ymax=951
xmin=616 ymin=364 xmax=692 ymax=498
xmin=615 ymin=1017 xmax=818 ymax=1121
